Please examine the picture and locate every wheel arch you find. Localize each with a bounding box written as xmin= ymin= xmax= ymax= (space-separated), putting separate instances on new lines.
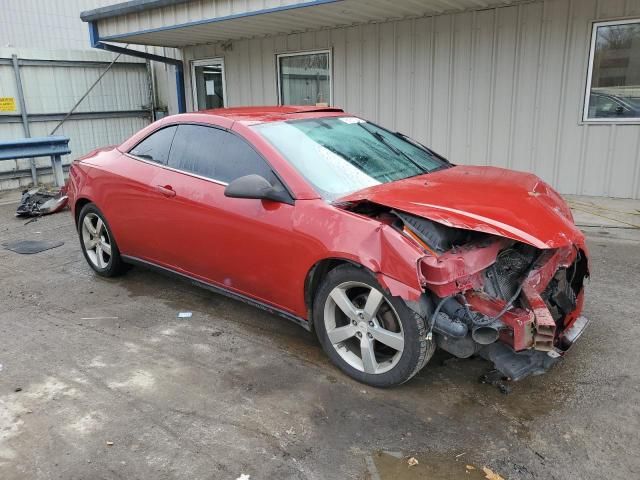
xmin=74 ymin=197 xmax=93 ymax=226
xmin=303 ymin=256 xmax=425 ymax=319
xmin=304 ymin=257 xmax=362 ymax=321
xmin=304 ymin=254 xmax=430 ymax=333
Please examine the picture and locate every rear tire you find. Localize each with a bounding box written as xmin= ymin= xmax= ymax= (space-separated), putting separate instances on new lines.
xmin=313 ymin=264 xmax=435 ymax=387
xmin=78 ymin=203 xmax=126 ymax=277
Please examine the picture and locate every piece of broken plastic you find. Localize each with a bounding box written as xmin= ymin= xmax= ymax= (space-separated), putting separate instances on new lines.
xmin=39 ymin=196 xmax=68 ymax=214
xmin=15 ymin=187 xmax=68 ymax=217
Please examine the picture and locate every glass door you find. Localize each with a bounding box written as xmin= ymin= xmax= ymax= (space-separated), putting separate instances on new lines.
xmin=191 ymin=58 xmax=226 ymax=110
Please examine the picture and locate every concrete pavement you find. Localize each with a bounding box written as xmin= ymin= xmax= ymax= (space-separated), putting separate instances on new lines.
xmin=1 ymin=198 xmax=639 ymax=480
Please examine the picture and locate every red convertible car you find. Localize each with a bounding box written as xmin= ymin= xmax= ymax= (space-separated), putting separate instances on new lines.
xmin=66 ymin=106 xmax=589 ymax=387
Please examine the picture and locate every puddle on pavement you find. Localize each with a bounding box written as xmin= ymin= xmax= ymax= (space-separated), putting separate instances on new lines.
xmin=371 ymin=451 xmax=490 ymax=480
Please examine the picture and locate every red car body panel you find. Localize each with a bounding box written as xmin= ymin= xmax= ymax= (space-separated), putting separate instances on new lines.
xmin=338 ymin=165 xmax=582 ymax=250
xmin=67 ymin=107 xmax=589 ymax=365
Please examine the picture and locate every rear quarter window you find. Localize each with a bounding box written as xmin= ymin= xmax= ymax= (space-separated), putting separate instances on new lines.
xmin=129 ymin=126 xmax=177 ymax=165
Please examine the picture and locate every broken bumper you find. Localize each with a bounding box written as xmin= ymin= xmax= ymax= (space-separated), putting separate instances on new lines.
xmin=479 ymin=315 xmax=589 ymax=381
xmin=558 ymin=314 xmax=589 ymax=351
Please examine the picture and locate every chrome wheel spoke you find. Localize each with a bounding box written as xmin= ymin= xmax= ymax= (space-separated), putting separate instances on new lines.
xmin=95 ymin=217 xmax=104 ymax=236
xmin=329 ymin=287 xmax=359 ymax=321
xmin=83 ymin=235 xmax=96 ymax=250
xmin=363 ymin=288 xmax=384 ymax=321
xmin=360 ymin=336 xmax=378 ymax=374
xmin=101 ymin=241 xmax=112 ymax=256
xmin=327 ymin=324 xmax=357 ymax=344
xmin=83 ymin=216 xmax=96 ymax=235
xmin=95 ymin=244 xmax=105 ymax=268
xmin=371 ymin=327 xmax=404 ymax=352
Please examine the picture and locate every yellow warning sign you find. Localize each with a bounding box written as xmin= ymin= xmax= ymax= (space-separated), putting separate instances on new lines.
xmin=0 ymin=97 xmax=16 ymax=112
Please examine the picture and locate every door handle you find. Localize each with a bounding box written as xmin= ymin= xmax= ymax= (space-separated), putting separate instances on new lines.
xmin=156 ymin=185 xmax=176 ymax=197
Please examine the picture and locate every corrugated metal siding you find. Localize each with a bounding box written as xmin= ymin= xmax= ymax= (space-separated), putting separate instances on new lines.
xmin=18 ymin=64 xmax=149 ymax=114
xmin=0 ymin=49 xmax=151 ymax=190
xmin=0 ymin=0 xmax=116 ymax=51
xmin=0 ymin=0 xmax=179 ymax=117
xmin=182 ymin=0 xmax=640 ymax=198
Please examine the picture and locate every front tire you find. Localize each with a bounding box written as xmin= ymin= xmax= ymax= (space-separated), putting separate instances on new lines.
xmin=78 ymin=203 xmax=126 ymax=277
xmin=313 ymin=265 xmax=435 ymax=387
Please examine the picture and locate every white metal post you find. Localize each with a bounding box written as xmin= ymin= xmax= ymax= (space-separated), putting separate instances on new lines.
xmin=11 ymin=54 xmax=37 ymax=185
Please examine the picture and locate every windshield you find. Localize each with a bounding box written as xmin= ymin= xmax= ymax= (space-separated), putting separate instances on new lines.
xmin=252 ymin=116 xmax=449 ymax=199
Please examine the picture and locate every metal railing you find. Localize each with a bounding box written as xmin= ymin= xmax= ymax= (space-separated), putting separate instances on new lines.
xmin=0 ymin=136 xmax=71 ymax=187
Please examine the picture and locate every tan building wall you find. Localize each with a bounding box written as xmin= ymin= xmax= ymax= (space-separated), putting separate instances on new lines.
xmin=178 ymin=0 xmax=640 ymax=198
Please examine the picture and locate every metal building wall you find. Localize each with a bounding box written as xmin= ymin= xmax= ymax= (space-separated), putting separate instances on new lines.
xmin=0 ymin=49 xmax=151 ymax=190
xmin=181 ymin=0 xmax=640 ymax=199
xmin=0 ymin=0 xmax=116 ymax=51
xmin=0 ymin=0 xmax=179 ymax=122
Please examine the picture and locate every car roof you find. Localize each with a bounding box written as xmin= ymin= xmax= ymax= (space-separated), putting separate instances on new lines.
xmin=198 ymin=105 xmax=345 ymax=123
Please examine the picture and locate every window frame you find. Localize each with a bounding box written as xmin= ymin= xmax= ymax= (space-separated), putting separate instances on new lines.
xmin=126 ymin=122 xmax=295 ymax=201
xmin=583 ymin=18 xmax=640 ymax=124
xmin=190 ymin=57 xmax=227 ymax=111
xmin=127 ymin=125 xmax=178 ymax=165
xmin=276 ymin=49 xmax=333 ymax=106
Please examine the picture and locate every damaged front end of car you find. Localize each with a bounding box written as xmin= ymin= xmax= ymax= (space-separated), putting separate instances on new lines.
xmin=338 ymin=192 xmax=590 ymax=382
xmin=398 ymin=210 xmax=590 ymax=381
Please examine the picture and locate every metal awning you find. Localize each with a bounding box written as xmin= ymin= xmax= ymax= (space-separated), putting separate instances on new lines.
xmin=83 ymin=0 xmax=525 ymax=48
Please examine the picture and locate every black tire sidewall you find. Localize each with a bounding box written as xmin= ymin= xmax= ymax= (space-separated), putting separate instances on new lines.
xmin=313 ymin=264 xmax=429 ymax=387
xmin=77 ymin=203 xmax=124 ymax=277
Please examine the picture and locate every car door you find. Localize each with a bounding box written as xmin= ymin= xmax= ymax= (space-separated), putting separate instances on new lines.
xmin=151 ymin=123 xmax=298 ymax=312
xmin=103 ymin=125 xmax=178 ymax=263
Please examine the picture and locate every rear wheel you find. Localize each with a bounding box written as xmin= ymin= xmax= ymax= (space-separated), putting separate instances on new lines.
xmin=313 ymin=265 xmax=434 ymax=387
xmin=78 ymin=203 xmax=126 ymax=277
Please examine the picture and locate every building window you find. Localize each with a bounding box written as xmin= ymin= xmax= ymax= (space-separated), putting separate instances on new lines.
xmin=191 ymin=58 xmax=226 ymax=110
xmin=277 ymin=50 xmax=331 ymax=106
xmin=584 ymin=19 xmax=640 ymax=122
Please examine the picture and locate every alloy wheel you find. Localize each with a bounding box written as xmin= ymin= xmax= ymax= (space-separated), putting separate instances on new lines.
xmin=81 ymin=212 xmax=112 ymax=269
xmin=323 ymin=281 xmax=405 ymax=375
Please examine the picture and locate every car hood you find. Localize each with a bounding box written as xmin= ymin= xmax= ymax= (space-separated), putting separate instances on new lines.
xmin=337 ymin=165 xmax=583 ymax=249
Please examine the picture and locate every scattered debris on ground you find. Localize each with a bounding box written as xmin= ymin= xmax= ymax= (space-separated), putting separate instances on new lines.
xmin=15 ymin=187 xmax=68 ymax=218
xmin=479 ymin=369 xmax=512 ymax=395
xmin=177 ymin=311 xmax=193 ymax=318
xmin=482 ymin=466 xmax=505 ymax=480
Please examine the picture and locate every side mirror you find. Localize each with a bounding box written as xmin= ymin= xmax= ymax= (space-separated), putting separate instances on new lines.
xmin=224 ymin=174 xmax=292 ymax=204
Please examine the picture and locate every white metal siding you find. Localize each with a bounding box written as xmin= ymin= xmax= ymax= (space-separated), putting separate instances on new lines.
xmin=182 ymin=0 xmax=640 ymax=199
xmin=18 ymin=64 xmax=149 ymax=114
xmin=0 ymin=49 xmax=151 ymax=190
xmin=0 ymin=0 xmax=179 ymax=117
xmin=0 ymin=0 xmax=116 ymax=51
